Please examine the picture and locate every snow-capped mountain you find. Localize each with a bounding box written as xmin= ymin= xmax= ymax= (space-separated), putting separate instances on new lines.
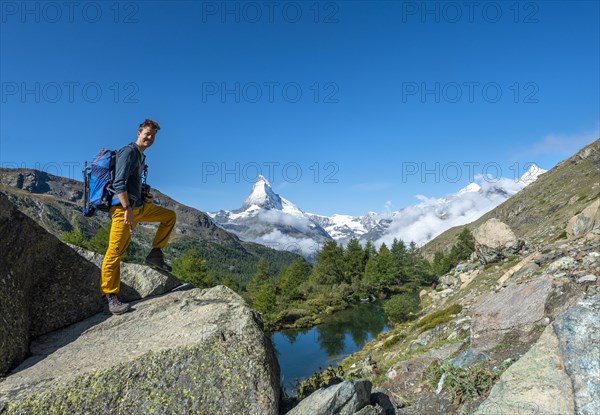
xmin=209 ymin=165 xmax=546 ymax=257
xmin=368 ymin=164 xmax=547 ymax=247
xmin=307 ymin=212 xmax=380 ymax=245
xmin=208 ymin=176 xmax=332 ymax=257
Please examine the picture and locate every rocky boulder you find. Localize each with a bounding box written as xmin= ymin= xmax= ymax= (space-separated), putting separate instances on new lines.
xmin=567 ymin=199 xmax=600 ymax=240
xmin=474 ymin=294 xmax=599 ymax=415
xmin=473 ymin=219 xmax=524 ymax=264
xmin=0 ymin=285 xmax=280 ymax=415
xmin=552 ymin=293 xmax=600 ymax=414
xmin=0 ymin=192 xmax=103 ymax=375
xmin=69 ymin=245 xmax=182 ymax=302
xmin=287 ymin=380 xmax=372 ymax=415
xmin=471 ymin=276 xmax=580 ymax=351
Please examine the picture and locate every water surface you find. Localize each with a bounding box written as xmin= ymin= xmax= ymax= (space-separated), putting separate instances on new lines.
xmin=270 ymin=302 xmax=389 ymax=395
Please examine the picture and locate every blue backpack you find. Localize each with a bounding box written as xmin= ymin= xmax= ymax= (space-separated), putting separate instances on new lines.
xmin=82 ymin=149 xmax=120 ymax=216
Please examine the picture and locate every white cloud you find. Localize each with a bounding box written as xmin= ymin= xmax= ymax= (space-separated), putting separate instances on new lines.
xmin=374 ymin=175 xmax=530 ymax=248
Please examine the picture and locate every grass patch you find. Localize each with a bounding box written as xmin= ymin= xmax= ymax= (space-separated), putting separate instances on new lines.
xmin=425 ymin=361 xmax=511 ymax=404
xmin=555 ymin=230 xmax=567 ymax=240
xmin=297 ymin=366 xmax=344 ymax=400
xmin=413 ymin=304 xmax=463 ymax=334
xmin=382 ymin=333 xmax=406 ymax=350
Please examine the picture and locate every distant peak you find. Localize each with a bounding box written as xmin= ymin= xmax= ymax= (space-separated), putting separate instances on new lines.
xmin=519 ymin=164 xmax=546 ymax=185
xmin=457 ymin=182 xmax=482 ymax=195
xmin=255 ymin=174 xmax=269 ymax=184
xmin=243 ymin=175 xmax=282 ymax=210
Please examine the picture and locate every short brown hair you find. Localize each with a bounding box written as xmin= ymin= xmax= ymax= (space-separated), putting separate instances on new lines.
xmin=138 ymin=119 xmax=161 ymax=133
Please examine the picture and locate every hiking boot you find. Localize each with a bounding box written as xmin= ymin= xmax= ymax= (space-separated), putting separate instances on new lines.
xmin=105 ymin=294 xmax=131 ymax=315
xmin=145 ymin=248 xmax=172 ymax=272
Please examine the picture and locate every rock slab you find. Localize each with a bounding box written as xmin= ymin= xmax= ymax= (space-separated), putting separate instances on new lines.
xmin=475 ymin=294 xmax=600 ymax=415
xmin=471 ymin=276 xmax=579 ymax=350
xmin=287 ymin=380 xmax=372 ymax=415
xmin=0 ymin=285 xmax=280 ymax=415
xmin=69 ymin=245 xmax=182 ymax=302
xmin=0 ymin=192 xmax=102 ymax=375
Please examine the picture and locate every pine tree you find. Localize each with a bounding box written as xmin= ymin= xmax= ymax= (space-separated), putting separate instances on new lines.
xmin=253 ymin=282 xmax=277 ymax=314
xmin=311 ymin=240 xmax=345 ymax=285
xmin=172 ymin=249 xmax=212 ymax=288
xmin=278 ymin=258 xmax=311 ymax=300
xmin=343 ymin=238 xmax=366 ymax=284
xmin=376 ymin=243 xmax=398 ymax=287
xmin=363 ymin=254 xmax=379 ymax=293
xmin=247 ymin=257 xmax=272 ymax=296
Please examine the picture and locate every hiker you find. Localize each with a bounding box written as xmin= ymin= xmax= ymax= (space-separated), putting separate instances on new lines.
xmin=101 ymin=119 xmax=176 ymax=315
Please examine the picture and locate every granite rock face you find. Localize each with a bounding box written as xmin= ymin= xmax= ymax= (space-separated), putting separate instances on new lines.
xmin=473 ymin=219 xmax=524 ymax=264
xmin=567 ymin=199 xmax=600 ymax=240
xmin=0 ymin=192 xmax=102 ymax=375
xmin=470 ymin=276 xmax=580 ymax=351
xmin=552 ymin=294 xmax=600 ymax=415
xmin=475 ymin=294 xmax=600 ymax=415
xmin=69 ymin=245 xmax=182 ymax=302
xmin=0 ymin=285 xmax=280 ymax=415
xmin=286 ymin=380 xmax=372 ymax=415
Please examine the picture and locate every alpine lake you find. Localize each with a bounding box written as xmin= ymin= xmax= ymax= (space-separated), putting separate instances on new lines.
xmin=270 ymin=301 xmax=389 ymax=396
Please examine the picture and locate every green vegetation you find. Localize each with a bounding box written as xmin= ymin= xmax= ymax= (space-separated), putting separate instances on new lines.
xmin=253 ymin=237 xmax=436 ymax=330
xmin=413 ymin=304 xmax=463 ymax=334
xmin=383 ymin=292 xmax=420 ymax=323
xmin=425 ymin=361 xmax=511 ymax=404
xmin=431 ymin=228 xmax=475 ymax=277
xmin=172 ymin=249 xmax=213 ymax=288
xmin=297 ymin=366 xmax=345 ymax=400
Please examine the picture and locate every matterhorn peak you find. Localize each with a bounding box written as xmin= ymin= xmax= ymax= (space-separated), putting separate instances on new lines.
xmin=519 ymin=164 xmax=546 ymax=185
xmin=242 ymin=175 xmax=283 ymax=210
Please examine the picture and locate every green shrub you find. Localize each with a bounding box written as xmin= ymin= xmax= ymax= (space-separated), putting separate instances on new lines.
xmin=425 ymin=361 xmax=511 ymax=404
xmin=297 ymin=366 xmax=344 ymax=400
xmin=382 ymin=333 xmax=405 ymax=349
xmin=172 ymin=248 xmax=213 ymax=288
xmin=413 ymin=304 xmax=462 ymax=333
xmin=383 ymin=292 xmax=420 ymax=323
xmin=61 ymin=226 xmax=88 ymax=248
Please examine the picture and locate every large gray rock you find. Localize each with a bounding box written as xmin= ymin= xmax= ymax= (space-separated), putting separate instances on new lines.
xmin=553 ymin=294 xmax=600 ymax=415
xmin=567 ymin=199 xmax=600 ymax=240
xmin=473 ymin=219 xmax=524 ymax=264
xmin=69 ymin=245 xmax=182 ymax=302
xmin=475 ymin=294 xmax=600 ymax=415
xmin=0 ymin=285 xmax=280 ymax=415
xmin=287 ymin=380 xmax=372 ymax=415
xmin=0 ymin=192 xmax=102 ymax=375
xmin=471 ymin=276 xmax=580 ymax=350
xmin=473 ymin=324 xmax=576 ymax=415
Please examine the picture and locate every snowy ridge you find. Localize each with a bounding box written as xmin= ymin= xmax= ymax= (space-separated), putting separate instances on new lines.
xmin=209 ymin=165 xmax=547 ymax=257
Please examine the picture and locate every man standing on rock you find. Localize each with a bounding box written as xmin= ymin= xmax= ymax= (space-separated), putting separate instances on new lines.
xmin=101 ymin=119 xmax=176 ymax=315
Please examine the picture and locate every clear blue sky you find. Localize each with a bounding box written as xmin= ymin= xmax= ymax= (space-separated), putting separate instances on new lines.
xmin=1 ymin=0 xmax=598 ymax=216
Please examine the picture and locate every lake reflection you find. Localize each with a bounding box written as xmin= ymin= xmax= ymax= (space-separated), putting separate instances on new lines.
xmin=270 ymin=302 xmax=388 ymax=395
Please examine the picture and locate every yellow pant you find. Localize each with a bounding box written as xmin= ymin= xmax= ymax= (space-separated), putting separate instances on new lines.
xmin=100 ymin=202 xmax=176 ymax=294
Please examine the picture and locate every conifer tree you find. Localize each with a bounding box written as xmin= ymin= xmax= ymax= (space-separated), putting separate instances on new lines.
xmin=311 ymin=240 xmax=345 ymax=285
xmin=172 ymin=249 xmax=212 ymax=288
xmin=343 ymin=238 xmax=366 ymax=284
xmin=376 ymin=243 xmax=398 ymax=287
xmin=278 ymin=258 xmax=311 ymax=300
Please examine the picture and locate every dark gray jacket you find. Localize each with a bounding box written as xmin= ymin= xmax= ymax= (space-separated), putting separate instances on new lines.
xmin=113 ymin=143 xmax=146 ymax=208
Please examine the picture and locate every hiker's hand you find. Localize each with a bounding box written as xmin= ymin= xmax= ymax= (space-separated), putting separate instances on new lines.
xmin=144 ymin=193 xmax=154 ymax=203
xmin=124 ymin=208 xmax=134 ymax=226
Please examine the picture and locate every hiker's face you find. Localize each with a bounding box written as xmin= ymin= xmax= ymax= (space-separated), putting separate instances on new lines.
xmin=137 ymin=127 xmax=156 ymax=149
